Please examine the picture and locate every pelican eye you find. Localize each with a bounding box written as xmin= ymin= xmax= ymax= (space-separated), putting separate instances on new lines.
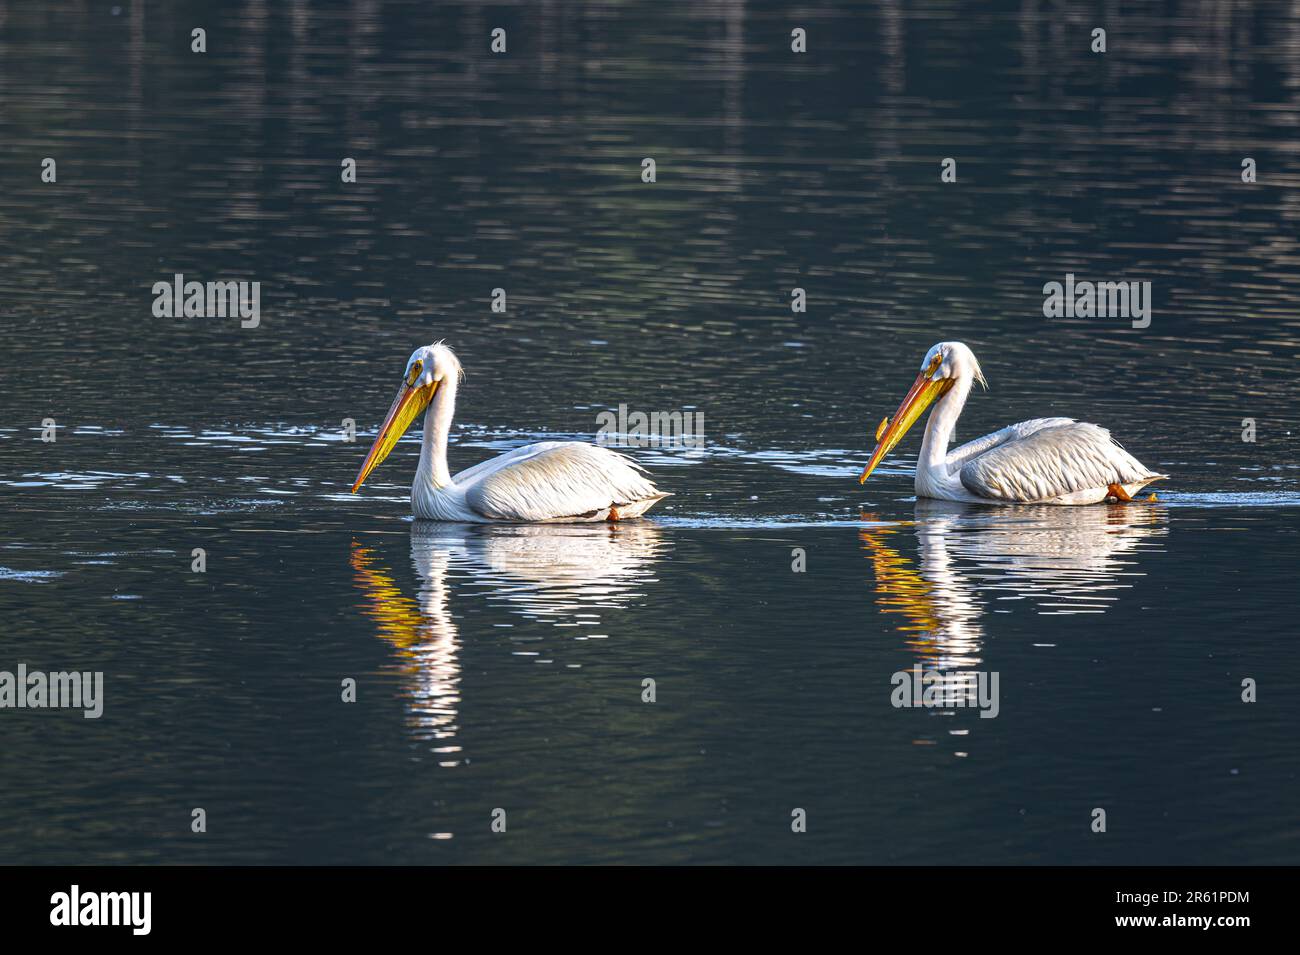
xmin=406 ymin=360 xmax=424 ymax=387
xmin=924 ymin=353 xmax=944 ymax=378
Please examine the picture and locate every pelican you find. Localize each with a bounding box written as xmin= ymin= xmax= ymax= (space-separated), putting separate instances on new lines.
xmin=860 ymin=341 xmax=1167 ymax=504
xmin=351 ymin=342 xmax=670 ymax=522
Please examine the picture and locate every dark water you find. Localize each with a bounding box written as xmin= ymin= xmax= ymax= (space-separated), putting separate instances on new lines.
xmin=2 ymin=0 xmax=1299 ymax=864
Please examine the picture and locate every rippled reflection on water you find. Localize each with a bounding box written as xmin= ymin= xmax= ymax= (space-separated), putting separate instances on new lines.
xmin=860 ymin=502 xmax=1168 ymax=707
xmin=352 ymin=522 xmax=666 ymax=747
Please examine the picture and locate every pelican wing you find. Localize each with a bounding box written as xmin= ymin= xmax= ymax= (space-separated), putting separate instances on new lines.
xmin=463 ymin=442 xmax=666 ymax=522
xmin=945 ymin=417 xmax=1077 ymax=471
xmin=959 ymin=422 xmax=1157 ymax=502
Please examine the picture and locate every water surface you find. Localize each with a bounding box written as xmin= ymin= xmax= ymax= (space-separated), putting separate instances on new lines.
xmin=1 ymin=0 xmax=1298 ymax=864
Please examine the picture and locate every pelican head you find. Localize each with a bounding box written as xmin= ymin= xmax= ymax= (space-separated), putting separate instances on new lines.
xmin=859 ymin=340 xmax=987 ymax=484
xmin=351 ymin=342 xmax=462 ymax=493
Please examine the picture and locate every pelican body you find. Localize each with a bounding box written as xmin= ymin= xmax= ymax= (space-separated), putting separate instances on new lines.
xmin=351 ymin=343 xmax=670 ymax=522
xmin=860 ymin=341 xmax=1167 ymax=505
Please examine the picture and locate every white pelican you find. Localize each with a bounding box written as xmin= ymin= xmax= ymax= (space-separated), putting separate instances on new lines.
xmin=859 ymin=341 xmax=1167 ymax=504
xmin=350 ymin=343 xmax=670 ymax=522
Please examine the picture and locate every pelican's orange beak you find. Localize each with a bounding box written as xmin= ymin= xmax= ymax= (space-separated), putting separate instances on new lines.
xmin=859 ymin=370 xmax=953 ymax=484
xmin=351 ymin=377 xmax=439 ymax=493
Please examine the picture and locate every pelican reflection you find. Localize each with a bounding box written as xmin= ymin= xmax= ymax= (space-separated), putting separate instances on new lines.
xmin=861 ymin=501 xmax=1167 ymax=705
xmin=351 ymin=521 xmax=665 ymax=748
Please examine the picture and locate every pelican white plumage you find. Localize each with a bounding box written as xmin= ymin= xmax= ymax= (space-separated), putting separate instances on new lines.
xmin=859 ymin=341 xmax=1167 ymax=504
xmin=351 ymin=343 xmax=670 ymax=522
